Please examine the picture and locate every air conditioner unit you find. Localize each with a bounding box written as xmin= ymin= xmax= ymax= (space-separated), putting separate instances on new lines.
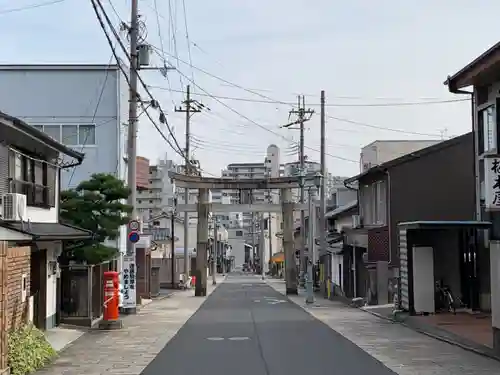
xmin=352 ymin=214 xmax=361 ymax=228
xmin=2 ymin=193 xmax=27 ymax=221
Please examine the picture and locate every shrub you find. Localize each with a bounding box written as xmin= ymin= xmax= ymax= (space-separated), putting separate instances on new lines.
xmin=8 ymin=324 xmax=56 ymax=375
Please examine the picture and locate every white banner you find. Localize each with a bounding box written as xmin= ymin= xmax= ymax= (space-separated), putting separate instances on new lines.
xmin=122 ymin=255 xmax=136 ymax=309
xmin=485 ymin=156 xmax=500 ymax=211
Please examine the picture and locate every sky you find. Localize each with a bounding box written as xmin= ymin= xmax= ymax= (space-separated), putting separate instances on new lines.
xmin=1 ymin=0 xmax=499 ymax=178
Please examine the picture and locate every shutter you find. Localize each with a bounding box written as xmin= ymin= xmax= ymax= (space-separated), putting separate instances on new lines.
xmin=46 ymin=165 xmax=57 ymax=207
xmin=0 ymin=144 xmax=9 ymax=197
xmin=399 ymin=228 xmax=409 ymax=311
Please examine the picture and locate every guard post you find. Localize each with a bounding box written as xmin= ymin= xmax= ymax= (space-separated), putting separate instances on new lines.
xmin=99 ymin=270 xmax=123 ymax=330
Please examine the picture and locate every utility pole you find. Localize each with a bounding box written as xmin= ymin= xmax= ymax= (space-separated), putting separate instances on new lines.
xmin=213 ymin=218 xmax=218 ymax=285
xmin=123 ymin=0 xmax=139 ymax=315
xmin=282 ymin=95 xmax=314 ymax=288
xmin=170 ymin=212 xmax=176 ymax=288
xmin=252 ymin=212 xmax=256 ymax=272
xmin=319 ymin=90 xmax=328 ymax=293
xmin=260 ymin=213 xmax=265 ymax=280
xmin=175 ymin=85 xmax=201 ymax=280
xmin=266 ymin=166 xmax=273 ymax=276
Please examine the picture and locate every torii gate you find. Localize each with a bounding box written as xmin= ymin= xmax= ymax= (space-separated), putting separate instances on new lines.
xmin=169 ymin=172 xmax=313 ymax=296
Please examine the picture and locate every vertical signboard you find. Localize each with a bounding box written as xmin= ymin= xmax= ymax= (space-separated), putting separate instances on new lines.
xmin=123 ymin=220 xmax=140 ymax=309
xmin=485 ymin=156 xmax=500 ymax=211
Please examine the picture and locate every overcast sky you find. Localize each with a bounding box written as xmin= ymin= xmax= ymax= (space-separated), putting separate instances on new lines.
xmin=1 ymin=0 xmax=498 ymax=177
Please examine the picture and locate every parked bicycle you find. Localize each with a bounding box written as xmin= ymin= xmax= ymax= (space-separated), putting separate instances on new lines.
xmin=435 ymin=281 xmax=463 ymax=314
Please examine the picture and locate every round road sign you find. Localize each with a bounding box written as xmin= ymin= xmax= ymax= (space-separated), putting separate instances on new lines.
xmin=128 ymin=231 xmax=140 ymax=243
xmin=128 ymin=220 xmax=140 ymax=231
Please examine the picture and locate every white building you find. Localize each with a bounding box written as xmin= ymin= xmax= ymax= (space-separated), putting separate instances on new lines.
xmin=137 ymin=156 xmax=177 ymax=228
xmin=360 ymin=140 xmax=441 ymax=172
xmin=0 ymin=64 xmax=129 ymax=254
xmin=222 ymin=144 xmax=283 ymax=241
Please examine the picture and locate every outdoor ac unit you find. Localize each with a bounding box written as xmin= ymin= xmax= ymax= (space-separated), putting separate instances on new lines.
xmin=352 ymin=214 xmax=361 ymax=228
xmin=1 ymin=193 xmax=27 ymax=221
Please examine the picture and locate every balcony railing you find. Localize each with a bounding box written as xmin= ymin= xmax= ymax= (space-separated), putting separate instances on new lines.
xmin=9 ymin=179 xmax=54 ymax=207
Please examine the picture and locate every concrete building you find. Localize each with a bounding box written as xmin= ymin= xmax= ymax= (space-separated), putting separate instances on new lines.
xmin=0 ymin=64 xmax=129 ymax=254
xmin=360 ymin=140 xmax=441 ymax=172
xmin=327 ymin=175 xmax=357 ymax=209
xmin=136 ymin=156 xmax=150 ymax=190
xmin=221 ymin=144 xmax=283 ymax=241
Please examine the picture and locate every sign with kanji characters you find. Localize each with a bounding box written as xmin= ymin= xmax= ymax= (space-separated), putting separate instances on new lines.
xmin=485 ymin=157 xmax=500 ymax=210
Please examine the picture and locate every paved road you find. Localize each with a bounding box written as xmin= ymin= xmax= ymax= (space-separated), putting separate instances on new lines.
xmin=141 ymin=272 xmax=396 ymax=375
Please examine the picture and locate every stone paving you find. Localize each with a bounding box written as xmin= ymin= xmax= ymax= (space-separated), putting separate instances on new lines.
xmin=35 ymin=276 xmax=226 ymax=375
xmin=266 ymin=278 xmax=500 ymax=375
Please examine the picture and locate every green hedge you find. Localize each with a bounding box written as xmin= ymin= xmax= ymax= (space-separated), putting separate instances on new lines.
xmin=8 ymin=324 xmax=56 ymax=375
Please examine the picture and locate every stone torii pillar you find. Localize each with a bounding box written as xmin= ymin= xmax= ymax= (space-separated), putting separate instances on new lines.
xmin=195 ymin=188 xmax=210 ymax=296
xmin=281 ymin=188 xmax=297 ymax=295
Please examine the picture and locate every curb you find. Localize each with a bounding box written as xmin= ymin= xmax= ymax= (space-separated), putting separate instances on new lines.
xmin=362 ymin=308 xmax=500 ymax=363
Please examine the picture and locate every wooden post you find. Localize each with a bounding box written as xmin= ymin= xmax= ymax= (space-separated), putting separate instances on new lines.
xmin=195 ymin=188 xmax=210 ymax=296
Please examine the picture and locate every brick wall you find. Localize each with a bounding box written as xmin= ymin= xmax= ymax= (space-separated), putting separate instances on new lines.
xmin=6 ymin=246 xmax=30 ymax=330
xmin=0 ymin=243 xmax=30 ymax=373
xmin=0 ymin=242 xmax=7 ymax=373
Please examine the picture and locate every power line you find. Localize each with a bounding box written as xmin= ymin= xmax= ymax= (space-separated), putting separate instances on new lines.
xmin=91 ymin=0 xmax=190 ymax=166
xmin=0 ymin=0 xmax=66 ymax=15
xmin=163 ymin=62 xmax=360 ymax=163
xmin=148 ymin=85 xmax=470 ymax=107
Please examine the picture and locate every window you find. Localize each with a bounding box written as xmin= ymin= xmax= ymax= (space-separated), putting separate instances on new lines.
xmin=62 ymin=125 xmax=78 ymax=145
xmin=79 ymin=125 xmax=96 ymax=145
xmin=43 ymin=125 xmax=61 ymax=142
xmin=478 ymin=105 xmax=497 ymax=154
xmin=236 ymin=230 xmax=243 ymax=237
xmin=360 ymin=180 xmax=387 ymax=225
xmin=8 ymin=149 xmax=56 ymax=207
xmin=33 ymin=124 xmax=96 ymax=146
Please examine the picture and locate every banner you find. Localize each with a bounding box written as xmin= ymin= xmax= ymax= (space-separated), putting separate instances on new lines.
xmin=122 ymin=255 xmax=136 ymax=309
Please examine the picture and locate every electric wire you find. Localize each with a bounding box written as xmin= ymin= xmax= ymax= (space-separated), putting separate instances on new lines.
xmin=163 ymin=61 xmax=359 ymax=163
xmin=148 ymin=86 xmax=470 ymax=108
xmin=0 ymin=0 xmax=66 ymax=15
xmin=149 ymin=47 xmax=445 ymax=138
xmin=91 ymin=0 xmax=191 ymax=168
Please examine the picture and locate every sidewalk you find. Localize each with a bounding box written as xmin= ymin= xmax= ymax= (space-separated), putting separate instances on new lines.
xmin=35 ymin=275 xmax=226 ymax=375
xmin=266 ymin=279 xmax=500 ymax=375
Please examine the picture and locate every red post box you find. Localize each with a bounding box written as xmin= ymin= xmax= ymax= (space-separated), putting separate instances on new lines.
xmin=103 ymin=271 xmax=120 ymax=321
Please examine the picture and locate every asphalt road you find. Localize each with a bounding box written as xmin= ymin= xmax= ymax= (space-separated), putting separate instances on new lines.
xmin=141 ymin=272 xmax=396 ymax=375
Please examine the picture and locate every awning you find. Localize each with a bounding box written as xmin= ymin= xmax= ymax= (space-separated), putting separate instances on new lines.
xmin=0 ymin=221 xmax=94 ymax=241
xmin=271 ymin=252 xmax=284 ymax=263
xmin=398 ymin=220 xmax=492 ymax=230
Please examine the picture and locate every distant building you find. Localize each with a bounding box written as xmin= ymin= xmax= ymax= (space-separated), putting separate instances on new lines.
xmin=136 ymin=156 xmax=150 ymax=190
xmin=360 ymin=140 xmax=441 ymax=172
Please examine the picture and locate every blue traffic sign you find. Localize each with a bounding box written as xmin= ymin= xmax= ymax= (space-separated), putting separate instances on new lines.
xmin=128 ymin=231 xmax=140 ymax=243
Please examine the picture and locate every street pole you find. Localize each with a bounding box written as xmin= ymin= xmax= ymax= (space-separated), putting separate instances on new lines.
xmin=306 ymin=187 xmax=315 ymax=304
xmin=124 ymin=0 xmax=139 ymax=315
xmin=175 ymin=85 xmax=201 ymax=279
xmin=213 ymin=218 xmax=217 ymax=285
xmin=299 ymin=95 xmax=306 ymax=288
xmin=266 ymin=168 xmax=273 ymax=276
xmin=252 ymin=212 xmax=256 ymax=272
xmin=171 ymin=212 xmax=176 ymax=288
xmin=319 ymin=90 xmax=328 ymax=292
xmin=260 ymin=213 xmax=265 ymax=280
xmin=283 ymin=96 xmax=314 ymax=288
